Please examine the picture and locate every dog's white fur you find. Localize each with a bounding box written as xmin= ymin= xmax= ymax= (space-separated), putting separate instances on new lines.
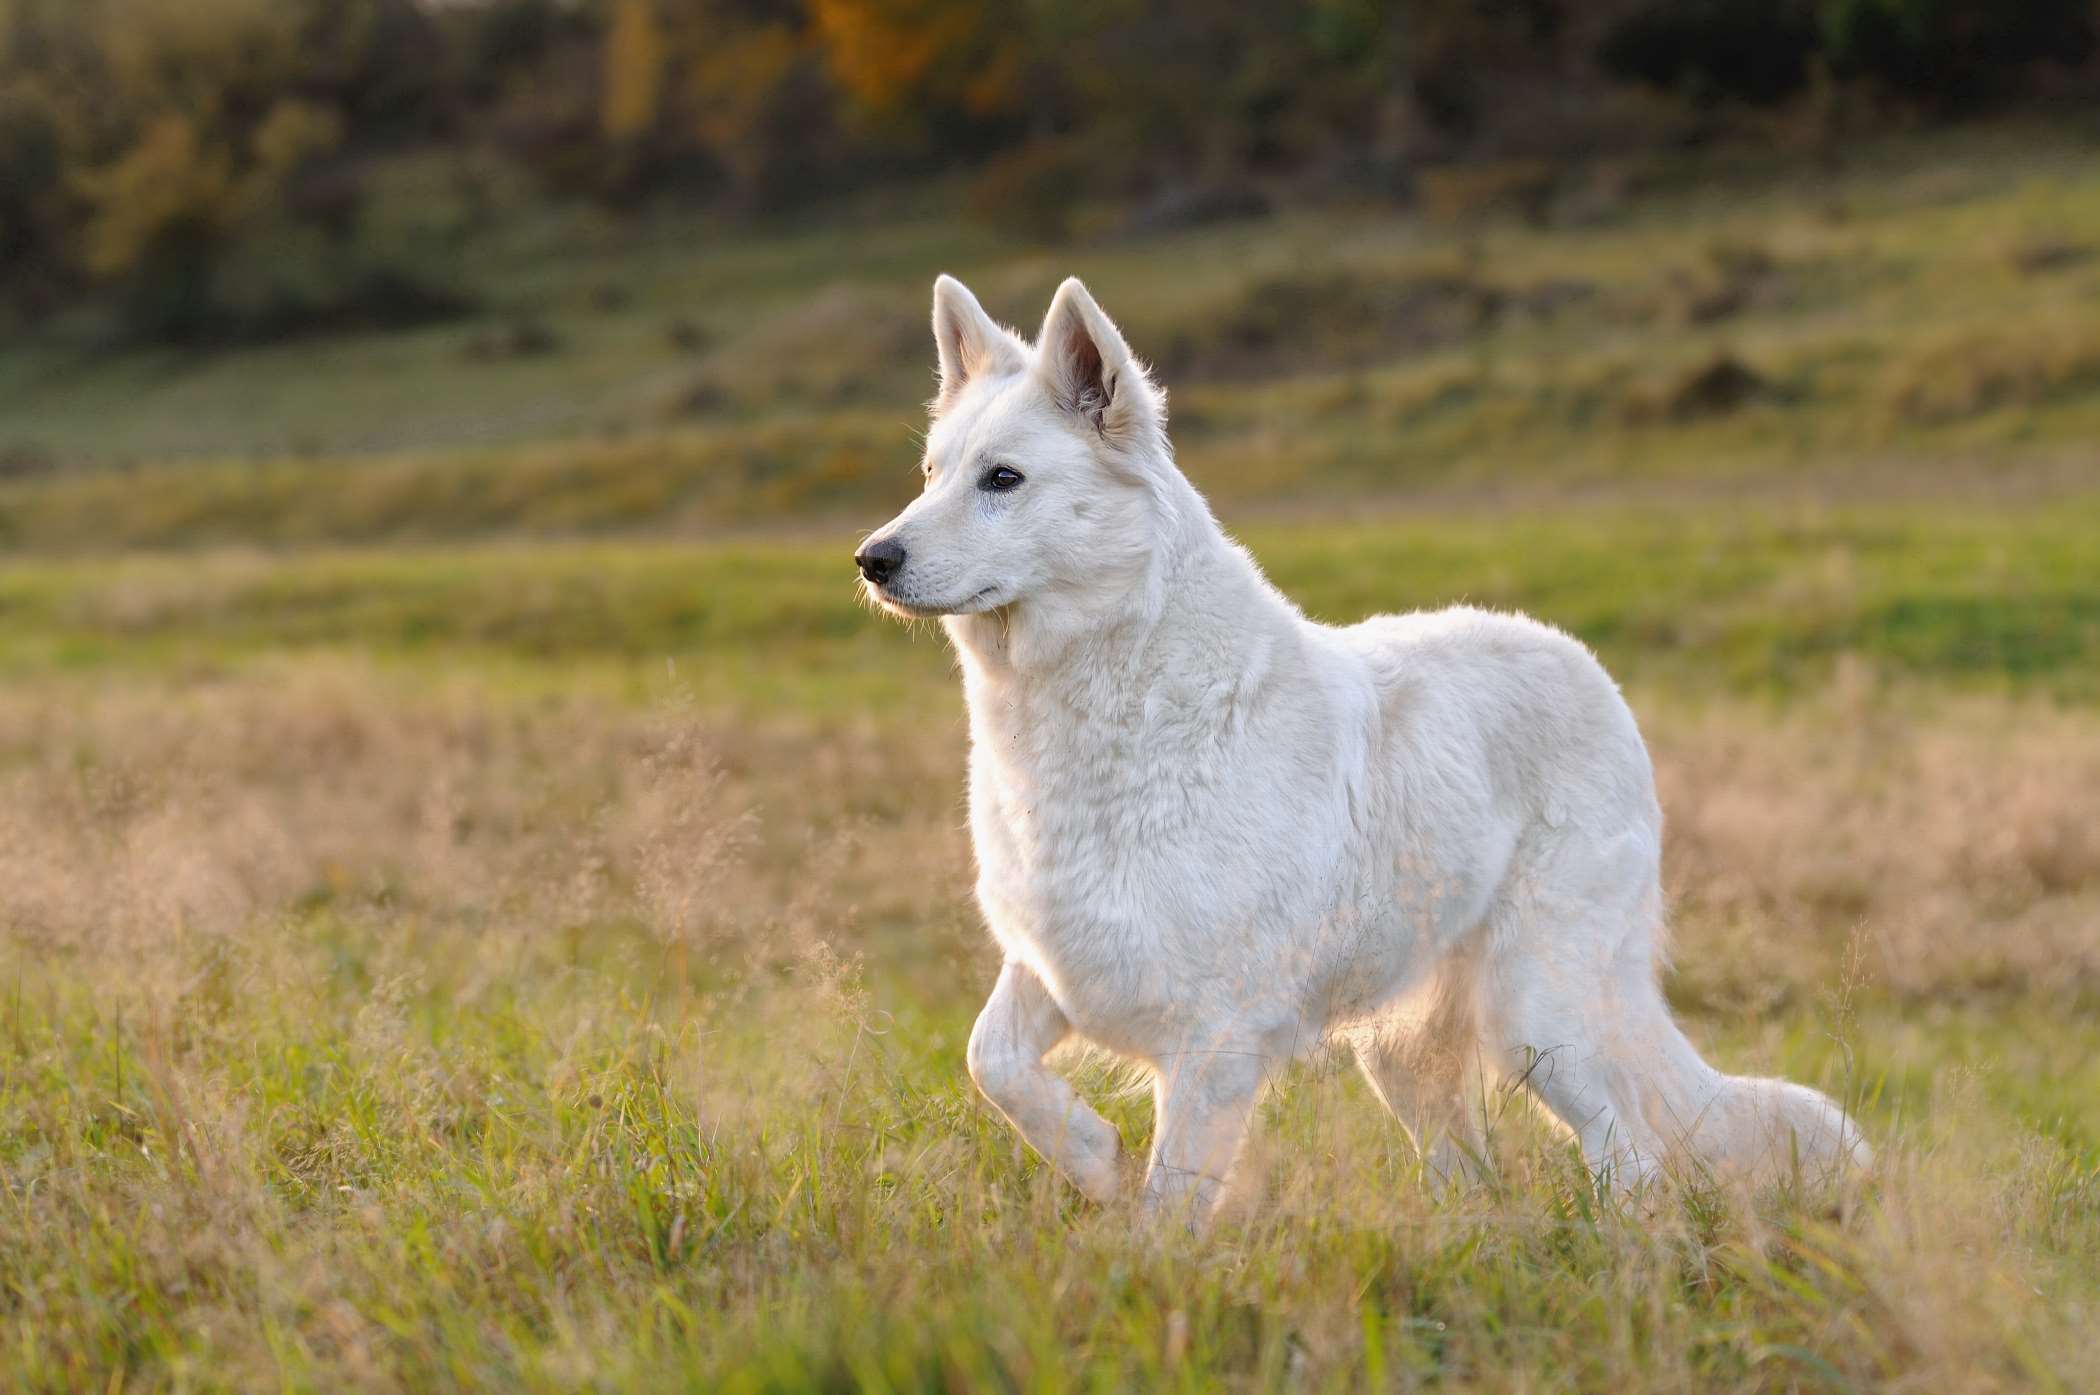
xmin=858 ymin=274 xmax=1867 ymax=1226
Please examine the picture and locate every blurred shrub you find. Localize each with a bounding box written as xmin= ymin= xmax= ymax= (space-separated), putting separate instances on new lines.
xmin=1172 ymin=266 xmax=1501 ymax=380
xmin=0 ymin=117 xmax=64 ymax=319
xmin=3 ymin=0 xmax=2099 ymax=343
xmin=1648 ymin=240 xmax=1789 ymax=326
xmin=463 ymin=318 xmax=563 ymax=361
xmin=1 ymin=0 xmax=474 ymax=344
xmin=602 ymin=0 xmax=668 ymax=146
xmin=1598 ymin=0 xmax=2097 ymax=109
xmin=2010 ymin=240 xmax=2094 ymax=277
xmin=1623 ymin=351 xmax=1777 ymax=423
xmin=966 ymin=141 xmax=1089 ymax=243
xmin=1821 ymin=0 xmax=2096 ymax=103
xmin=812 ymin=0 xmax=1028 ymax=128
xmin=1417 ymin=160 xmax=1558 ymax=224
xmin=1597 ymin=0 xmax=1821 ymax=104
xmin=1881 ymin=326 xmax=2100 ymax=423
xmin=92 ymin=141 xmax=482 ymax=344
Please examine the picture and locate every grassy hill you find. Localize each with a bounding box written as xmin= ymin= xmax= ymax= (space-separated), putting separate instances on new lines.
xmin=2 ymin=123 xmax=2099 ymax=550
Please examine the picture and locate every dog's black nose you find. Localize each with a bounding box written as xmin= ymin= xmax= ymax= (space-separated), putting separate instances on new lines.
xmin=856 ymin=537 xmax=906 ymax=585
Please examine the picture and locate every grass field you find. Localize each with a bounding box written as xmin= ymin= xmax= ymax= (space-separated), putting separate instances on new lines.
xmin=4 ymin=123 xmax=2100 ymax=1392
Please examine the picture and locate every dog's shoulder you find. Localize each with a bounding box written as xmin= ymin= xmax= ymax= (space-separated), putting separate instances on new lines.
xmin=1336 ymin=604 xmax=1597 ymax=676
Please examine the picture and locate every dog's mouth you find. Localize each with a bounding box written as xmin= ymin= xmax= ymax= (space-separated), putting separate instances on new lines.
xmin=868 ymin=584 xmax=1004 ymax=619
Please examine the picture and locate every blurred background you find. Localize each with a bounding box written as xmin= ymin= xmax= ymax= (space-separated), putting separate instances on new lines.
xmin=1 ymin=0 xmax=2097 ymax=519
xmin=4 ymin=5 xmax=2100 ymax=1391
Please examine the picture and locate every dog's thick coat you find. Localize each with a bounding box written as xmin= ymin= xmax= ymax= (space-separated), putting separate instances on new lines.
xmin=857 ymin=275 xmax=1865 ymax=1224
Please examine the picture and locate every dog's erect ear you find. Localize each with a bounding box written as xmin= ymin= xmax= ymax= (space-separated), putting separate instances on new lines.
xmin=932 ymin=274 xmax=1023 ymax=411
xmin=1036 ymin=277 xmax=1160 ymax=444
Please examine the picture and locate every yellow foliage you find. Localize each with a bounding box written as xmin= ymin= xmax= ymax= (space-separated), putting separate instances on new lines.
xmin=251 ymin=100 xmax=344 ymax=185
xmin=75 ymin=115 xmax=236 ymax=277
xmin=602 ymin=0 xmax=666 ymax=143
xmin=810 ymin=0 xmax=1014 ymax=118
xmin=99 ymin=0 xmax=301 ymax=121
xmin=686 ymin=23 xmax=803 ymax=182
xmin=70 ymin=96 xmax=342 ymax=282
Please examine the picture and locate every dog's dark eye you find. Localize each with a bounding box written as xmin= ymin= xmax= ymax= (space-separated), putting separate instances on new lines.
xmin=979 ymin=465 xmax=1025 ymax=492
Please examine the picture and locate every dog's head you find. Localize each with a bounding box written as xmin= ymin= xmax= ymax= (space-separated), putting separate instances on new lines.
xmin=855 ymin=275 xmax=1173 ymax=622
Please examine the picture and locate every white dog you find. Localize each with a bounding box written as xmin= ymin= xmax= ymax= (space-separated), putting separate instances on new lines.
xmin=856 ymin=274 xmax=1866 ymax=1226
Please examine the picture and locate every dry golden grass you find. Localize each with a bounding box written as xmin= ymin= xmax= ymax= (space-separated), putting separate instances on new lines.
xmin=0 ymin=664 xmax=970 ymax=976
xmin=1879 ymin=321 xmax=2100 ymax=426
xmin=1659 ymin=675 xmax=2100 ymax=1009
xmin=6 ymin=663 xmax=2091 ymax=1010
xmin=1 ymin=664 xmax=2095 ymax=1390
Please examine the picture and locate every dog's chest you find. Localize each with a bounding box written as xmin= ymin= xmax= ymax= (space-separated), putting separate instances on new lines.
xmin=956 ymin=657 xmax=1510 ymax=1044
xmin=963 ymin=685 xmax=1331 ymax=998
xmin=974 ymin=725 xmax=1191 ymax=904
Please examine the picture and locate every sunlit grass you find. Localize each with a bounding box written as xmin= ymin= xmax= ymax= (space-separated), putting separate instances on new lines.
xmin=0 ymin=644 xmax=2096 ymax=1391
xmin=2 ymin=499 xmax=2096 ymax=707
xmin=6 ymin=905 xmax=2094 ymax=1393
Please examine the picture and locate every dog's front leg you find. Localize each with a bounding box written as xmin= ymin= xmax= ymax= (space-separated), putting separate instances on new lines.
xmin=1141 ymin=1042 xmax=1272 ymax=1231
xmin=967 ymin=961 xmax=1128 ymax=1203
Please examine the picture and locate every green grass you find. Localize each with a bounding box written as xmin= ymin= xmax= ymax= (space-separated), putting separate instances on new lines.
xmin=2 ymin=499 xmax=2096 ymax=708
xmin=5 ymin=900 xmax=2095 ymax=1393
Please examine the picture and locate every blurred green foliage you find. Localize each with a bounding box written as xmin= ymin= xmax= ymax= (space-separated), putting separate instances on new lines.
xmin=1598 ymin=0 xmax=2096 ymax=104
xmin=2 ymin=0 xmax=2096 ymax=345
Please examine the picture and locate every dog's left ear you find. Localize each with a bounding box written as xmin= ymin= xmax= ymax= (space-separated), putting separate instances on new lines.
xmin=1036 ymin=277 xmax=1162 ymax=446
xmin=933 ymin=274 xmax=1025 ymax=413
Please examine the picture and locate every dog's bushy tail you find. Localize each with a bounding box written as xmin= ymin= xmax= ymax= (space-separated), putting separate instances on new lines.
xmin=1636 ymin=1006 xmax=1871 ymax=1180
xmin=1691 ymin=1071 xmax=1871 ymax=1177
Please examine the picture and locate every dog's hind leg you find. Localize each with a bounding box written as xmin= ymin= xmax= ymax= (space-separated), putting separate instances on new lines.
xmin=1475 ymin=827 xmax=1689 ymax=1186
xmin=1479 ymin=826 xmax=1865 ymax=1187
xmin=968 ymin=962 xmax=1128 ymax=1204
xmin=1352 ymin=970 xmax=1490 ymax=1186
xmin=1141 ymin=1037 xmax=1274 ymax=1230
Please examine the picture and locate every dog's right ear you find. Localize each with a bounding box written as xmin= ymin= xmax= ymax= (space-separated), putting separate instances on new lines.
xmin=932 ymin=274 xmax=1023 ymax=412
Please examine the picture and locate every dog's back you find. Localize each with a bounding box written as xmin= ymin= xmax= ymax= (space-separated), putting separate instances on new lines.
xmin=1340 ymin=604 xmax=1661 ymax=845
